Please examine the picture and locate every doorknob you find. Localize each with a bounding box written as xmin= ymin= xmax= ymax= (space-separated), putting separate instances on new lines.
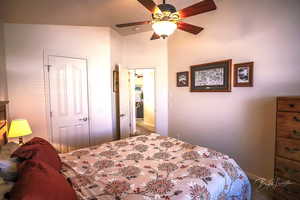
xmin=79 ymin=117 xmax=88 ymax=121
xmin=120 ymin=114 xmax=125 ymax=117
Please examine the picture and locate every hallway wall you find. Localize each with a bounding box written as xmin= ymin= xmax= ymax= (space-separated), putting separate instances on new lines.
xmin=143 ymin=69 xmax=155 ymax=128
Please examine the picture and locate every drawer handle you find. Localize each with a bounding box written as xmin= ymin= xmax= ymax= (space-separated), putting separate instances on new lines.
xmin=293 ymin=116 xmax=300 ymax=122
xmin=292 ymin=130 xmax=300 ymax=137
xmin=289 ymin=104 xmax=295 ymax=108
xmin=285 ymin=147 xmax=300 ymax=153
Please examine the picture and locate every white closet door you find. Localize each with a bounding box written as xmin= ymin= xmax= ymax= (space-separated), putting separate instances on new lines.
xmin=48 ymin=56 xmax=90 ymax=153
xmin=119 ymin=66 xmax=131 ymax=138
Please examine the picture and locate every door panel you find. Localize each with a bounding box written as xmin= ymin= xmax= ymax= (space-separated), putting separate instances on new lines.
xmin=49 ymin=56 xmax=90 ymax=153
xmin=129 ymin=70 xmax=136 ymax=134
xmin=119 ymin=66 xmax=130 ymax=138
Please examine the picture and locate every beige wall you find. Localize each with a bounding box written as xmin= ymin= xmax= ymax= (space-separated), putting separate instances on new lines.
xmin=110 ymin=29 xmax=123 ymax=140
xmin=0 ymin=21 xmax=7 ymax=100
xmin=122 ymin=31 xmax=168 ymax=136
xmin=168 ymin=0 xmax=300 ymax=179
xmin=4 ymin=24 xmax=114 ymax=144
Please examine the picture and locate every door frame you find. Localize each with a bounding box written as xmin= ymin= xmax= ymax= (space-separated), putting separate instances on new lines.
xmin=127 ymin=67 xmax=157 ymax=135
xmin=43 ymin=50 xmax=91 ymax=145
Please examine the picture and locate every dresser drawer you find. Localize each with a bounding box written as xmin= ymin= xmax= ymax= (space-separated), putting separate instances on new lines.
xmin=277 ymin=112 xmax=300 ymax=140
xmin=274 ymin=177 xmax=300 ymax=200
xmin=276 ymin=138 xmax=300 ymax=162
xmin=278 ymin=98 xmax=300 ymax=112
xmin=275 ymin=157 xmax=300 ymax=183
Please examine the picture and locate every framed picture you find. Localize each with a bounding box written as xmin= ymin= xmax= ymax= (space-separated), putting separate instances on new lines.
xmin=113 ymin=70 xmax=119 ymax=92
xmin=177 ymin=71 xmax=189 ymax=87
xmin=190 ymin=59 xmax=232 ymax=92
xmin=234 ymin=62 xmax=253 ymax=87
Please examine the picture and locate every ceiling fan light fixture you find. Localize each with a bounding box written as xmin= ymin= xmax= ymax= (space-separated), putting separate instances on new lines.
xmin=152 ymin=21 xmax=177 ymax=38
xmin=116 ymin=0 xmax=217 ymax=40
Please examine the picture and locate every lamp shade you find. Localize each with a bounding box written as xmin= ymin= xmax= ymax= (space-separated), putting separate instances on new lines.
xmin=8 ymin=119 xmax=32 ymax=138
xmin=152 ymin=21 xmax=177 ymax=37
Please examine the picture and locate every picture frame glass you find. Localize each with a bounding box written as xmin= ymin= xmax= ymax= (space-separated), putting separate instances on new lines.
xmin=178 ymin=74 xmax=187 ymax=85
xmin=237 ymin=66 xmax=250 ymax=83
xmin=194 ymin=67 xmax=224 ymax=87
xmin=113 ymin=70 xmax=119 ymax=92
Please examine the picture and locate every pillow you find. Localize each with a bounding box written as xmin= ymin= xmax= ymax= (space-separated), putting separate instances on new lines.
xmin=0 ymin=142 xmax=19 ymax=160
xmin=11 ymin=137 xmax=62 ymax=171
xmin=9 ymin=160 xmax=77 ymax=200
xmin=23 ymin=137 xmax=52 ymax=146
xmin=0 ymin=158 xmax=18 ymax=182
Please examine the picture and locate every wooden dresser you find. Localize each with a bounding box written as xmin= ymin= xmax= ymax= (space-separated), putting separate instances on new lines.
xmin=274 ymin=97 xmax=300 ymax=199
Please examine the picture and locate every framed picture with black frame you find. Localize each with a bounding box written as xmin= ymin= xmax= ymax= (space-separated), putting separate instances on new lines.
xmin=234 ymin=62 xmax=254 ymax=87
xmin=190 ymin=59 xmax=232 ymax=92
xmin=176 ymin=71 xmax=189 ymax=87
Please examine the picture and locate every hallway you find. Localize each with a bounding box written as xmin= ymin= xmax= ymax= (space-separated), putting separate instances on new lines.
xmin=134 ymin=119 xmax=155 ymax=136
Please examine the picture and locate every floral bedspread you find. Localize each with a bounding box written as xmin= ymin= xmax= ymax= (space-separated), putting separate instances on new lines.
xmin=60 ymin=134 xmax=251 ymax=200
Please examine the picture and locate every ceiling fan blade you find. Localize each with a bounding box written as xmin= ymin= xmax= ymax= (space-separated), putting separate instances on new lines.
xmin=116 ymin=21 xmax=151 ymax=28
xmin=150 ymin=32 xmax=160 ymax=40
xmin=137 ymin=0 xmax=158 ymax=13
xmin=177 ymin=22 xmax=204 ymax=35
xmin=178 ymin=0 xmax=217 ymax=19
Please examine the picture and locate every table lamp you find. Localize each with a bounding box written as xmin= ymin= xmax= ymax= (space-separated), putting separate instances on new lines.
xmin=8 ymin=119 xmax=32 ymax=144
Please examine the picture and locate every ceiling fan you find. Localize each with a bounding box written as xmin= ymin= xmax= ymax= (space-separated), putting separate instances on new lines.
xmin=116 ymin=0 xmax=217 ymax=40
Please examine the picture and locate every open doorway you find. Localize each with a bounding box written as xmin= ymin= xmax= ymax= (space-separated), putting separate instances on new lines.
xmin=129 ymin=69 xmax=156 ymax=136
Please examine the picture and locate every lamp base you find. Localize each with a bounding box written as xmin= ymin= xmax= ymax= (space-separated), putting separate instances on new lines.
xmin=18 ymin=137 xmax=24 ymax=144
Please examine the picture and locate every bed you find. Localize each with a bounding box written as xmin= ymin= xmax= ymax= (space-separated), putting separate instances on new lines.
xmin=0 ymin=121 xmax=251 ymax=200
xmin=60 ymin=133 xmax=251 ymax=200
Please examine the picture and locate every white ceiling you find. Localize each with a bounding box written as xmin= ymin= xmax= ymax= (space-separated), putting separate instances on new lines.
xmin=0 ymin=0 xmax=211 ymax=35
